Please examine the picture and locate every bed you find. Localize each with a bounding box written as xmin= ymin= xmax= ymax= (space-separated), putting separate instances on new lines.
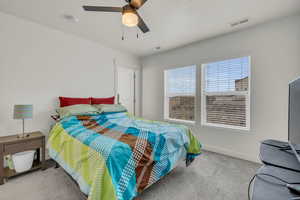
xmin=47 ymin=111 xmax=201 ymax=200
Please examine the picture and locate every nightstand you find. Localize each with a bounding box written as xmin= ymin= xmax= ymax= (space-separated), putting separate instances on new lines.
xmin=0 ymin=131 xmax=45 ymax=185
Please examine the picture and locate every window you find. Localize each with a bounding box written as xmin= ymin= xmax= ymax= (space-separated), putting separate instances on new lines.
xmin=201 ymin=56 xmax=250 ymax=130
xmin=164 ymin=65 xmax=196 ymax=122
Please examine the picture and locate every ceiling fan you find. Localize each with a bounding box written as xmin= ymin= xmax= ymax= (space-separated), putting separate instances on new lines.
xmin=83 ymin=0 xmax=150 ymax=33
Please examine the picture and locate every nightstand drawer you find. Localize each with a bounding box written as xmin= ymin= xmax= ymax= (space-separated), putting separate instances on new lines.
xmin=4 ymin=139 xmax=42 ymax=155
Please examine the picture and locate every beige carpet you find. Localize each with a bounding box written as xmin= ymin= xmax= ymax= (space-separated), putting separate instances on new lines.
xmin=0 ymin=151 xmax=260 ymax=200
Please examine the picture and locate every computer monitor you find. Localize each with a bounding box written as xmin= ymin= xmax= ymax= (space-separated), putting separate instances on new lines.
xmin=289 ymin=77 xmax=300 ymax=145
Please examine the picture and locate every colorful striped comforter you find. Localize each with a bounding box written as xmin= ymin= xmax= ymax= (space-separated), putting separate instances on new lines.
xmin=47 ymin=112 xmax=201 ymax=200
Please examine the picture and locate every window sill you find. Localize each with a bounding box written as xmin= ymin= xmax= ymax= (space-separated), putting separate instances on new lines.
xmin=164 ymin=118 xmax=196 ymax=126
xmin=201 ymin=122 xmax=250 ymax=131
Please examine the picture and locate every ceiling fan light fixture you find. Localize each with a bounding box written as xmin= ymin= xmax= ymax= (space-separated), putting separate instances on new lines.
xmin=122 ymin=10 xmax=139 ymax=27
xmin=83 ymin=0 xmax=149 ymax=33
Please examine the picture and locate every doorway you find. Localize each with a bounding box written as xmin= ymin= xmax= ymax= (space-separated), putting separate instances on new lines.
xmin=115 ymin=66 xmax=136 ymax=115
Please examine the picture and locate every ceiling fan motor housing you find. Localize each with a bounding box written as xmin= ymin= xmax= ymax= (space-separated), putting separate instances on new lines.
xmin=123 ymin=5 xmax=136 ymax=13
xmin=125 ymin=0 xmax=142 ymax=9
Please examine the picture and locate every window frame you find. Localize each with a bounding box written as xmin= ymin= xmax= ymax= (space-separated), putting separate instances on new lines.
xmin=200 ymin=56 xmax=251 ymax=131
xmin=164 ymin=65 xmax=197 ymax=124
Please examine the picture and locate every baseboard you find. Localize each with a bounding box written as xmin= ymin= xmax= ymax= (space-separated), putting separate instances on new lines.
xmin=202 ymin=144 xmax=261 ymax=163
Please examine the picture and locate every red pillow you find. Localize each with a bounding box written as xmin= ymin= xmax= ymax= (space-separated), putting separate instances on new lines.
xmin=91 ymin=97 xmax=115 ymax=105
xmin=59 ymin=97 xmax=91 ymax=107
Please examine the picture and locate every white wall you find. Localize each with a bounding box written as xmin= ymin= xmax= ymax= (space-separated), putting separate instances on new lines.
xmin=141 ymin=14 xmax=300 ymax=162
xmin=0 ymin=12 xmax=140 ymax=137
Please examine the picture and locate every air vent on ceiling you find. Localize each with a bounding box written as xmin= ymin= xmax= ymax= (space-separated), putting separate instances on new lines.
xmin=230 ymin=18 xmax=249 ymax=27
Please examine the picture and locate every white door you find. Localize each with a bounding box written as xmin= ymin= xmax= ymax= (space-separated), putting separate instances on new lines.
xmin=116 ymin=67 xmax=135 ymax=114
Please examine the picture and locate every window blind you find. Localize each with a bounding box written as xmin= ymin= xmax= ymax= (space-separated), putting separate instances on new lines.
xmin=204 ymin=57 xmax=249 ymax=92
xmin=202 ymin=57 xmax=250 ymax=130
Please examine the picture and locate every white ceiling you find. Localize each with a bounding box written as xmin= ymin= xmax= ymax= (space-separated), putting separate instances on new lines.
xmin=1 ymin=0 xmax=300 ymax=57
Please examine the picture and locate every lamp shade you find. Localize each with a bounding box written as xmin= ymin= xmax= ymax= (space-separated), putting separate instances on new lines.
xmin=122 ymin=11 xmax=139 ymax=27
xmin=13 ymin=105 xmax=33 ymax=119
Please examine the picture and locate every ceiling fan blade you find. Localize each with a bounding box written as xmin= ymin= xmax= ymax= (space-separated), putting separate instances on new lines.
xmin=83 ymin=6 xmax=123 ymax=12
xmin=135 ymin=12 xmax=150 ymax=33
xmin=130 ymin=0 xmax=148 ymax=9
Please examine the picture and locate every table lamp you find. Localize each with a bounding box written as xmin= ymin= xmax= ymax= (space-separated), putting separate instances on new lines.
xmin=13 ymin=105 xmax=33 ymax=138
